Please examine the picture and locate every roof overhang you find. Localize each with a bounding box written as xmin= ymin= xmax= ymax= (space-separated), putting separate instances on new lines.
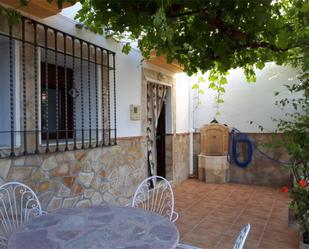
xmin=0 ymin=0 xmax=71 ymax=18
xmin=146 ymin=51 xmax=184 ymax=73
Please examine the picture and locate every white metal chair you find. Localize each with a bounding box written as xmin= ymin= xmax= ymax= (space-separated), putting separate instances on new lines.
xmin=176 ymin=243 xmax=203 ymax=249
xmin=0 ymin=182 xmax=43 ymax=247
xmin=233 ymin=224 xmax=251 ymax=249
xmin=132 ymin=176 xmax=178 ymax=222
xmin=177 ymin=224 xmax=250 ymax=249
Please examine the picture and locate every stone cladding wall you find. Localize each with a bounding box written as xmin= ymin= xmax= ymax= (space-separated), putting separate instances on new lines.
xmin=173 ymin=134 xmax=189 ymax=184
xmin=194 ymin=132 xmax=291 ymax=186
xmin=0 ymin=137 xmax=147 ymax=211
xmin=229 ymin=133 xmax=291 ymax=186
xmin=165 ymin=134 xmax=173 ymax=180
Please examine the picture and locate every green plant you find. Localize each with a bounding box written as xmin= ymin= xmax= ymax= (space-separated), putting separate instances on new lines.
xmin=71 ymin=0 xmax=309 ymax=121
xmin=289 ymin=180 xmax=309 ymax=243
xmin=192 ymin=72 xmax=227 ymax=121
xmin=75 ymin=1 xmax=309 ymax=73
xmin=275 ymin=73 xmax=309 ymax=178
xmin=14 ymin=0 xmax=308 ymax=112
xmin=0 ymin=5 xmax=21 ymax=25
xmin=278 ymin=73 xmax=309 ymax=244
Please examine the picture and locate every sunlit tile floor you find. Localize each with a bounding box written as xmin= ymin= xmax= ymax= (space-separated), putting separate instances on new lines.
xmin=173 ymin=179 xmax=298 ymax=249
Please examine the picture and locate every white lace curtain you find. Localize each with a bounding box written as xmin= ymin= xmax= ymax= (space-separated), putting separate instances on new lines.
xmin=146 ymin=82 xmax=168 ymax=177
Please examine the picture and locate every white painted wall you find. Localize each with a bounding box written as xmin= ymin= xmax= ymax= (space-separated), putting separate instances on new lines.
xmin=175 ymin=73 xmax=190 ymax=133
xmin=192 ymin=64 xmax=300 ymax=132
xmin=40 ymin=5 xmax=143 ymax=137
xmin=114 ymin=48 xmax=142 ymax=137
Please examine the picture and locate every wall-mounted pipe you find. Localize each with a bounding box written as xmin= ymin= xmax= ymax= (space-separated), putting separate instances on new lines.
xmin=188 ymin=76 xmax=194 ymax=176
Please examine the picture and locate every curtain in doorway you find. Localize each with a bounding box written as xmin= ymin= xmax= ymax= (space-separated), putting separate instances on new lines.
xmin=147 ymin=82 xmax=168 ymax=177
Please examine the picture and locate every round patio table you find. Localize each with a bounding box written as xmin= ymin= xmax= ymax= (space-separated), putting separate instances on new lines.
xmin=8 ymin=205 xmax=179 ymax=249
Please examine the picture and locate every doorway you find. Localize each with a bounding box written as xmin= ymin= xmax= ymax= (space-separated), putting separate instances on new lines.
xmin=156 ymin=102 xmax=166 ymax=178
xmin=145 ymin=78 xmax=173 ymax=179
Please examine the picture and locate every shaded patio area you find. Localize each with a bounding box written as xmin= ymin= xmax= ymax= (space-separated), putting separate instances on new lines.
xmin=174 ymin=179 xmax=298 ymax=249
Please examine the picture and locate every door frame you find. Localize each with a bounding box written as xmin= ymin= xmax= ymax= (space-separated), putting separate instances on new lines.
xmin=141 ymin=68 xmax=176 ymax=181
xmin=144 ymin=75 xmax=173 ymax=177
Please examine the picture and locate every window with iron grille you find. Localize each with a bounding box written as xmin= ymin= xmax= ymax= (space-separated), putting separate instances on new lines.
xmin=0 ymin=13 xmax=117 ymax=158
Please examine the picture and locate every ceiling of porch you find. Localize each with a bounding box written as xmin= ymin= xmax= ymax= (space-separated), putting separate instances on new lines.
xmin=0 ymin=0 xmax=71 ymax=18
xmin=146 ymin=51 xmax=184 ymax=73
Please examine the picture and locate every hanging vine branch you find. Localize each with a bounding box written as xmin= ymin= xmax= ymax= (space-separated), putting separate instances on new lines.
xmin=12 ymin=0 xmax=308 ymax=93
xmin=0 ymin=5 xmax=21 ymax=26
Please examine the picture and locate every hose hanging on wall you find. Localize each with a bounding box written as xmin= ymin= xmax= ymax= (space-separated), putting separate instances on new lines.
xmin=228 ymin=128 xmax=253 ymax=168
xmin=227 ymin=128 xmax=292 ymax=168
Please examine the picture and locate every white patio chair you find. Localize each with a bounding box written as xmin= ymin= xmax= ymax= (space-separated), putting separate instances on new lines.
xmin=176 ymin=224 xmax=250 ymax=249
xmin=132 ymin=176 xmax=178 ymax=222
xmin=233 ymin=223 xmax=251 ymax=249
xmin=0 ymin=182 xmax=43 ymax=247
xmin=176 ymin=243 xmax=203 ymax=249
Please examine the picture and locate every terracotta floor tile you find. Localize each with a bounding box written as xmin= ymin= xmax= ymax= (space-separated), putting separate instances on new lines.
xmin=211 ymin=208 xmax=238 ymax=215
xmin=183 ymin=231 xmax=223 ymax=248
xmin=177 ymin=226 xmax=190 ymax=239
xmin=215 ymin=235 xmax=259 ymax=249
xmin=224 ymin=200 xmax=248 ymax=207
xmin=266 ymin=221 xmax=296 ymax=234
xmin=176 ymin=219 xmax=200 ymax=231
xmin=227 ymin=223 xmax=265 ymax=241
xmin=197 ymin=202 xmax=219 ymax=209
xmin=258 ymin=240 xmax=298 ymax=249
xmin=261 ymin=230 xmax=299 ymax=247
xmin=241 ymin=209 xmax=270 ymax=220
xmin=263 ymin=229 xmax=298 ymax=240
xmin=207 ymin=212 xmax=238 ymax=224
xmin=172 ymin=180 xmax=297 ymax=249
xmin=178 ymin=238 xmax=214 ymax=249
xmin=237 ymin=214 xmax=269 ymax=226
xmin=197 ymin=219 xmax=231 ymax=235
xmin=243 ymin=239 xmax=260 ymax=249
xmin=270 ymin=210 xmax=289 ymax=220
xmin=214 ymin=235 xmax=236 ymax=249
xmin=184 ymin=207 xmax=213 ymax=217
xmin=179 ymin=212 xmax=204 ymax=220
xmin=268 ymin=216 xmax=288 ymax=224
xmin=248 ymin=200 xmax=274 ymax=208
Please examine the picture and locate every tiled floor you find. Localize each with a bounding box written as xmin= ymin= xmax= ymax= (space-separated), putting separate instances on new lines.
xmin=173 ymin=179 xmax=298 ymax=249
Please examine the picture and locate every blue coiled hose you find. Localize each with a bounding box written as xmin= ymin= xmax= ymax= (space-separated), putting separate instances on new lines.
xmin=228 ymin=128 xmax=253 ymax=168
xmin=227 ymin=128 xmax=291 ymax=168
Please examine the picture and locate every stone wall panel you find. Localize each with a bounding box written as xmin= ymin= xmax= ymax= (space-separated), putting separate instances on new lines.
xmin=0 ymin=137 xmax=147 ymax=211
xmin=194 ymin=132 xmax=291 ymax=186
xmin=165 ymin=134 xmax=173 ymax=180
xmin=173 ymin=134 xmax=189 ymax=184
xmin=228 ymin=133 xmax=291 ymax=186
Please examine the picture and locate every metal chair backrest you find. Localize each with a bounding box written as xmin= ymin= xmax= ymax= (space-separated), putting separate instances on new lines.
xmin=233 ymin=224 xmax=251 ymax=249
xmin=0 ymin=182 xmax=42 ymax=247
xmin=132 ymin=176 xmax=175 ymax=221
